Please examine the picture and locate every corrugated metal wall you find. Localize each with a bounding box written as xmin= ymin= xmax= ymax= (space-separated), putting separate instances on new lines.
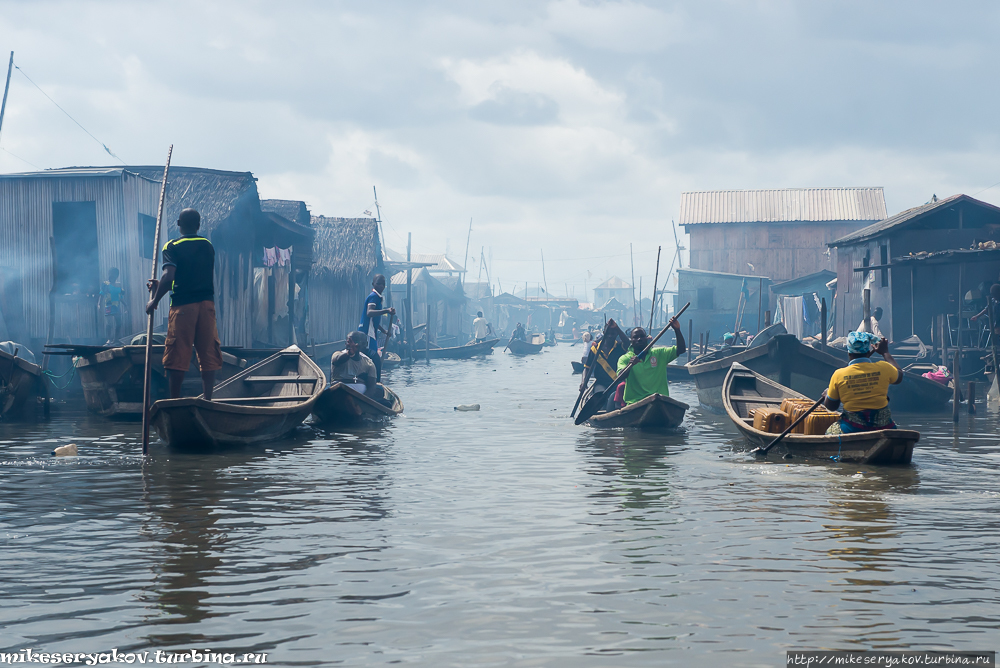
xmin=0 ymin=173 xmax=160 ymax=345
xmin=308 ymin=275 xmax=369 ymax=344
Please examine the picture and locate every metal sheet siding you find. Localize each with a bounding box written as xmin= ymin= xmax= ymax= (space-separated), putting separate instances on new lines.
xmin=679 ymin=188 xmax=887 ymax=225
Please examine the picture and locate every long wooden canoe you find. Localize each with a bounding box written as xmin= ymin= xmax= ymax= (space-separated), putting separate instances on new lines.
xmin=723 ymin=363 xmax=919 ymax=464
xmin=312 ymin=382 xmax=403 ymax=424
xmin=422 ymin=338 xmax=499 ymax=359
xmin=0 ymin=347 xmax=46 ymax=418
xmin=75 ymin=345 xmax=246 ymax=419
xmin=382 ymin=352 xmax=402 ymax=370
xmin=588 ymin=393 xmax=688 ymax=429
xmin=149 ymin=345 xmax=325 ymax=448
xmin=507 ymin=338 xmax=544 ymax=355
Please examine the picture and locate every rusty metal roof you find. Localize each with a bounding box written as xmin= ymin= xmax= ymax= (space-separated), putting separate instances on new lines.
xmin=679 ymin=188 xmax=886 ymax=225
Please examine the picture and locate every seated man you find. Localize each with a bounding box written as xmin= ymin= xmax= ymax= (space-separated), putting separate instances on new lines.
xmin=614 ymin=321 xmax=686 ymax=407
xmin=856 ymin=306 xmax=885 ymax=339
xmin=511 ymin=322 xmax=526 ymax=341
xmin=823 ymin=331 xmax=903 ymax=434
xmin=330 ymin=331 xmax=392 ymax=406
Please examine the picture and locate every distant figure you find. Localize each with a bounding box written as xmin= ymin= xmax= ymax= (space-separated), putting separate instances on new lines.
xmin=100 ymin=267 xmax=126 ymax=345
xmin=614 ymin=321 xmax=686 ymax=407
xmin=823 ymin=331 xmax=903 ymax=434
xmin=971 ymin=284 xmax=1000 ymax=337
xmin=146 ymin=208 xmax=222 ymax=400
xmin=857 ymin=306 xmax=885 ymax=340
xmin=472 ymin=311 xmax=494 ymax=343
xmin=359 ymin=274 xmax=395 ymax=382
xmin=511 ymin=323 xmax=526 ymax=342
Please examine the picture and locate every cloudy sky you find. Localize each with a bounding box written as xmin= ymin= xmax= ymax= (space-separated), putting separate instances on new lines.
xmin=2 ymin=0 xmax=999 ymax=300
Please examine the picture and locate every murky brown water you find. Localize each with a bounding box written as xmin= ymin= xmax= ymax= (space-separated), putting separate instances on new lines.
xmin=2 ymin=344 xmax=998 ymax=666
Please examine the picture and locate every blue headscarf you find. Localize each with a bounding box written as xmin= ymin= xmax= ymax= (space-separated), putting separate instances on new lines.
xmin=847 ymin=331 xmax=876 ymax=355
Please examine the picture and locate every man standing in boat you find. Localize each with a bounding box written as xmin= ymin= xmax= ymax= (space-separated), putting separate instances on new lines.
xmin=822 ymin=331 xmax=903 ymax=434
xmin=359 ymin=274 xmax=395 ymax=382
xmin=614 ymin=322 xmax=686 ymax=407
xmin=472 ymin=311 xmax=494 ymax=343
xmin=145 ymin=208 xmax=223 ymax=400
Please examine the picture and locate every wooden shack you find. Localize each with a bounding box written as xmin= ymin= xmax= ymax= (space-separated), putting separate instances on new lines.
xmin=308 ymin=216 xmax=383 ymax=345
xmin=829 ymin=194 xmax=1000 ymax=347
xmin=593 ymin=276 xmax=634 ymax=310
xmin=256 ymin=200 xmax=314 ymax=347
xmin=680 ymin=188 xmax=885 ymax=282
xmin=675 ymin=268 xmax=772 ymax=344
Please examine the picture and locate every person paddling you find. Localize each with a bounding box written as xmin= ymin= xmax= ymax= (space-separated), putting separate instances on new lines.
xmin=822 ymin=331 xmax=903 ymax=434
xmin=359 ymin=274 xmax=395 ymax=382
xmin=613 ymin=322 xmax=686 ymax=408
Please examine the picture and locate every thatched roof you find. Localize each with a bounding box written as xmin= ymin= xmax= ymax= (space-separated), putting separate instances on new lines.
xmin=310 ymin=216 xmax=383 ymax=281
xmin=131 ymin=166 xmax=264 ymax=250
xmin=262 ymin=199 xmax=310 ymax=226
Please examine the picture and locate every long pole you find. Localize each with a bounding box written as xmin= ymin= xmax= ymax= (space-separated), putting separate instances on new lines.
xmin=629 ymin=243 xmax=637 ymax=326
xmin=540 ymin=249 xmax=549 ymax=297
xmin=141 ymin=145 xmax=173 ymax=456
xmin=954 ymin=263 xmax=964 ymax=423
xmin=649 ymin=246 xmax=661 ymax=330
xmin=0 ymin=52 xmax=12 ymax=143
xmin=406 ymin=232 xmax=413 ymax=361
xmin=462 ymin=217 xmax=472 ymax=289
xmin=756 ymin=277 xmax=763 ymax=334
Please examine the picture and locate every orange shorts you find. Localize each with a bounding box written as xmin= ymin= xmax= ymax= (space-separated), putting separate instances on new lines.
xmin=163 ymin=300 xmax=223 ymax=372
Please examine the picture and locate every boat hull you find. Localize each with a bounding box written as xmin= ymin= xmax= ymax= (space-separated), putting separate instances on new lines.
xmin=507 ymin=339 xmax=544 ymax=355
xmin=312 ymin=382 xmax=403 ymax=424
xmin=588 ymin=393 xmax=688 ymax=429
xmin=571 ymin=361 xmax=585 ymax=374
xmin=0 ymin=349 xmax=45 ymax=418
xmin=723 ymin=363 xmax=919 ymax=465
xmin=149 ymin=346 xmax=324 ymax=449
xmin=422 ymin=339 xmax=499 ymax=360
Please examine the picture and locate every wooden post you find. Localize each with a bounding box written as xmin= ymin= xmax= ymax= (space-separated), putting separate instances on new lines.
xmin=706 ymin=330 xmax=711 ymax=351
xmin=406 ymin=232 xmax=413 ymax=361
xmin=821 ymin=298 xmax=827 ymax=346
xmin=699 ymin=332 xmax=704 ymax=356
xmin=863 ymin=288 xmax=871 ymax=333
xmin=988 ymin=298 xmax=1000 ymax=394
xmin=0 ymin=52 xmax=12 ymax=139
xmin=687 ymin=319 xmax=693 ymax=362
xmin=756 ymin=277 xmax=763 ymax=334
xmin=141 ymin=145 xmax=173 ymax=456
xmin=967 ymin=381 xmax=977 ymax=414
xmin=288 ymin=250 xmax=295 ymax=344
xmin=425 ymin=304 xmax=431 ymax=362
xmin=765 ymin=310 xmax=772 ymax=327
xmin=953 ymin=350 xmax=961 ymax=423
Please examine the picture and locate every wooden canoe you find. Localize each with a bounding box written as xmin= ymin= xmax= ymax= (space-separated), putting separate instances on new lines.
xmin=75 ymin=345 xmax=246 ymax=419
xmin=149 ymin=345 xmax=325 ymax=448
xmin=507 ymin=338 xmax=544 ymax=355
xmin=723 ymin=363 xmax=919 ymax=464
xmin=571 ymin=361 xmax=585 ymax=374
xmin=312 ymin=382 xmax=403 ymax=424
xmin=381 ymin=351 xmax=402 ymax=369
xmin=422 ymin=338 xmax=499 ymax=359
xmin=588 ymin=393 xmax=689 ymax=429
xmin=0 ymin=347 xmax=46 ymax=418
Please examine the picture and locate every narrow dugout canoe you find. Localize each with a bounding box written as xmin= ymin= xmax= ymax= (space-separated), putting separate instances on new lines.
xmin=312 ymin=382 xmax=403 ymax=424
xmin=507 ymin=338 xmax=544 ymax=355
xmin=588 ymin=393 xmax=689 ymax=430
xmin=149 ymin=345 xmax=325 ymax=449
xmin=75 ymin=345 xmax=246 ymax=419
xmin=381 ymin=352 xmax=402 ymax=369
xmin=422 ymin=338 xmax=499 ymax=359
xmin=0 ymin=347 xmax=46 ymax=418
xmin=723 ymin=363 xmax=919 ymax=465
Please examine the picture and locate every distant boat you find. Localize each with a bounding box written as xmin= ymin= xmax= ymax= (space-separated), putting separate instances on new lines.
xmin=587 ymin=393 xmax=688 ymax=430
xmin=312 ymin=382 xmax=403 ymax=424
xmin=724 ymin=363 xmax=919 ymax=464
xmin=149 ymin=346 xmax=324 ymax=449
xmin=421 ymin=338 xmax=499 ymax=360
xmin=507 ymin=338 xmax=544 ymax=355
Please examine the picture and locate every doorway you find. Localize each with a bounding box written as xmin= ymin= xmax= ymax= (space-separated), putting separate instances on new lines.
xmin=51 ymin=201 xmax=99 ymax=295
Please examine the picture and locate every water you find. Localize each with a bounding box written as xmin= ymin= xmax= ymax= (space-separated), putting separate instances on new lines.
xmin=2 ymin=344 xmax=999 ymax=667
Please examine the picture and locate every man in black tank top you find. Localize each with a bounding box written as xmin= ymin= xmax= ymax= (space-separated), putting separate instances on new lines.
xmin=146 ymin=208 xmax=223 ymax=399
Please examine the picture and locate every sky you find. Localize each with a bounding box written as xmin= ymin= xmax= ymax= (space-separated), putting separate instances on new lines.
xmin=2 ymin=0 xmax=999 ymax=302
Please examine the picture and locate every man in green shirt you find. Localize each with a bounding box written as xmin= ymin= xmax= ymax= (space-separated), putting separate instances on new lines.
xmin=615 ymin=320 xmax=686 ymax=405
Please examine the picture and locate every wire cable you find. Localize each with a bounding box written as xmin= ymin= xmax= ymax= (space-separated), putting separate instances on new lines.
xmin=14 ymin=62 xmax=124 ymax=163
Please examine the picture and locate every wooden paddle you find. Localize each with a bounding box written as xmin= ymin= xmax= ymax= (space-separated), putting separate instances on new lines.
xmin=570 ymin=319 xmax=626 ymax=418
xmin=574 ymin=302 xmax=689 ymax=425
xmin=141 ymin=145 xmax=173 ymax=456
xmin=750 ymin=395 xmax=825 ymax=458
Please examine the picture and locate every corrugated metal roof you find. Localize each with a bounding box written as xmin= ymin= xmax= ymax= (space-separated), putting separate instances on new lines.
xmin=829 ymin=194 xmax=1000 ymax=247
xmin=678 ymin=188 xmax=886 ymax=225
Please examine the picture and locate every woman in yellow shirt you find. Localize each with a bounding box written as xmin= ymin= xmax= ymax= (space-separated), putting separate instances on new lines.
xmin=822 ymin=331 xmax=904 ymax=435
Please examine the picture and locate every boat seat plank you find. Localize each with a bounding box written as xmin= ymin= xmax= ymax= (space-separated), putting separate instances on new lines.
xmin=243 ymin=375 xmax=318 ymax=383
xmin=213 ymin=395 xmax=313 ymax=404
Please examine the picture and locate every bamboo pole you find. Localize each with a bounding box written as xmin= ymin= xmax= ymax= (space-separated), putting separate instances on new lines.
xmin=648 ymin=245 xmax=661 ymax=331
xmin=0 ymin=52 xmax=12 ymax=141
xmin=141 ymin=145 xmax=173 ymax=456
